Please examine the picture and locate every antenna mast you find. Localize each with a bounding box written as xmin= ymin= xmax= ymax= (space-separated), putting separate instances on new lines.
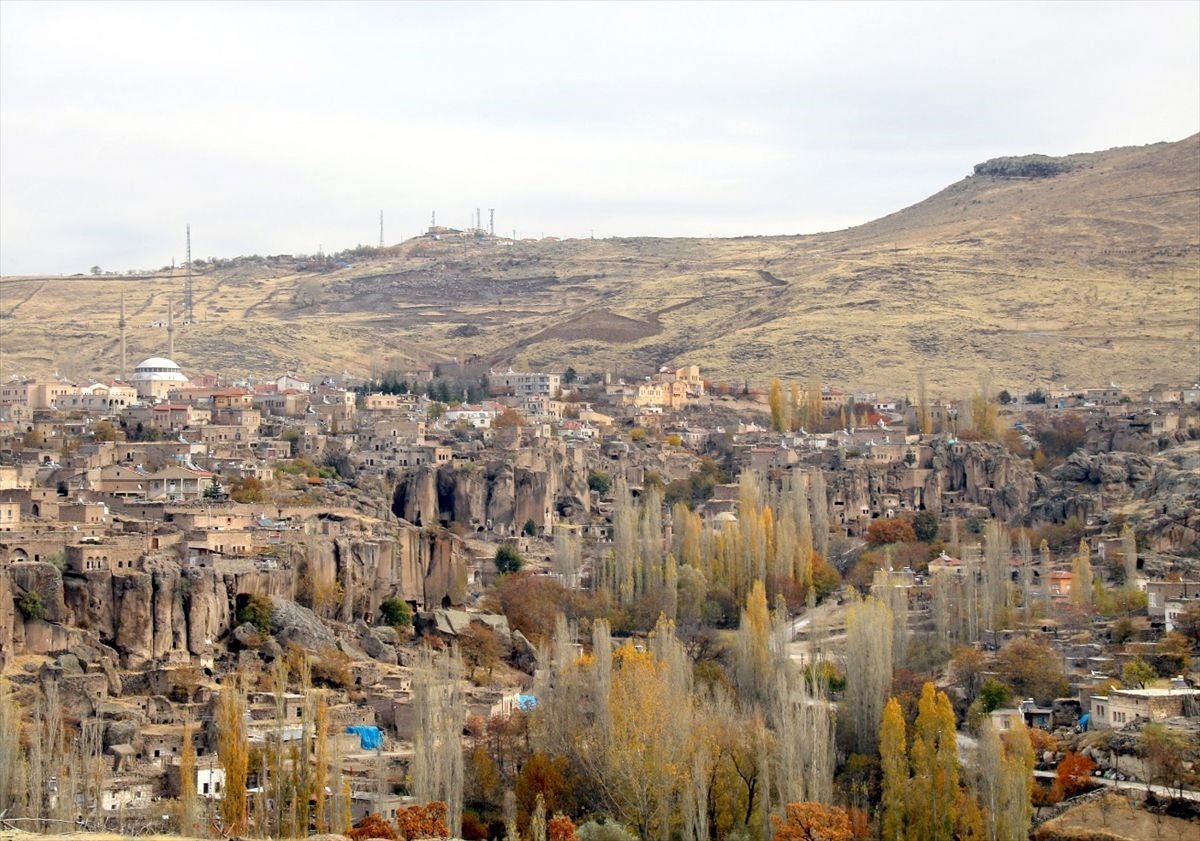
xmin=379 ymin=210 xmax=384 ymax=247
xmin=184 ymin=224 xmax=193 ymax=323
xmin=489 ymin=209 xmax=495 ymax=237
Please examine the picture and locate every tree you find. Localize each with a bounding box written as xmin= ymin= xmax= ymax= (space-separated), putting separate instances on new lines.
xmin=563 ymin=367 xmax=578 ymax=385
xmin=913 ymin=511 xmax=939 ymax=543
xmin=1055 ymin=751 xmax=1095 ymax=798
xmin=380 ymin=597 xmax=412 ymax=630
xmin=91 ymin=420 xmax=118 ymax=441
xmin=523 ymin=519 xmax=538 ymax=537
xmin=411 ymin=647 xmax=465 ymax=836
xmin=1024 ymin=389 xmax=1047 ymax=404
xmin=495 ymin=408 xmax=523 ymax=428
xmin=588 ymin=471 xmax=611 ymax=496
xmin=203 ymin=476 xmax=224 ymax=500
xmin=236 ymin=592 xmax=274 ymax=633
xmin=866 ymin=518 xmax=917 ymax=546
xmin=845 ymin=595 xmax=893 ymax=753
xmin=349 ymin=814 xmax=398 ymax=840
xmin=495 ymin=544 xmax=525 ymax=574
xmin=179 ymin=719 xmax=197 ymax=836
xmin=976 ymin=719 xmax=1034 ymax=841
xmin=216 ymin=677 xmax=250 ymax=835
xmin=1139 ymin=723 xmax=1189 ymax=797
xmin=771 ymin=802 xmax=853 ymax=841
xmin=1121 ymin=657 xmax=1156 ymax=689
xmin=395 ymin=802 xmax=450 ymax=839
xmin=1070 ymin=538 xmax=1093 ymax=608
xmin=548 ymin=814 xmax=577 ymax=841
xmin=976 ymin=678 xmax=1013 ymax=714
xmin=994 ymin=637 xmax=1068 ymax=703
xmin=880 ymin=698 xmax=907 ymax=841
xmin=908 ymin=682 xmax=958 ymax=841
xmin=997 ymin=390 xmax=1012 ymax=405
xmin=769 ymin=378 xmax=787 ymax=433
xmin=18 ymin=590 xmax=46 ymax=621
xmin=230 ymin=476 xmax=267 ymax=503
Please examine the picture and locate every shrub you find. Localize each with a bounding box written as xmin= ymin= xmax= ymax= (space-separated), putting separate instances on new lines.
xmin=495 ymin=543 xmax=524 ymax=574
xmin=912 ymin=510 xmax=939 ymax=542
xmin=235 ymin=592 xmax=274 ymax=634
xmin=311 ymin=644 xmax=354 ymax=689
xmin=18 ymin=590 xmax=47 ymax=621
xmin=866 ymin=518 xmax=917 ymax=546
xmin=348 ymin=814 xmax=397 ymax=840
xmin=1056 ymin=751 xmax=1097 ymax=797
xmin=380 ymin=597 xmax=412 ymax=630
xmin=394 ymin=802 xmax=448 ymax=840
xmin=522 ymin=519 xmax=538 ymax=537
xmin=587 ymin=471 xmax=611 ymax=496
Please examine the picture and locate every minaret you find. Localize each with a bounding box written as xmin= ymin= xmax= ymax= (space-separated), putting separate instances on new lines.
xmin=167 ymin=296 xmax=175 ymax=359
xmin=119 ymin=291 xmax=127 ymax=380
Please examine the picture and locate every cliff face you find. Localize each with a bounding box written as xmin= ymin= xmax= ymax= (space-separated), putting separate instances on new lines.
xmin=1 ymin=522 xmax=460 ymax=667
xmin=392 ymin=442 xmax=590 ymax=534
xmin=824 ymin=441 xmax=1046 ymax=533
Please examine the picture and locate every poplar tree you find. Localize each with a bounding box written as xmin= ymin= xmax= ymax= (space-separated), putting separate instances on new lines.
xmin=808 ymin=471 xmax=829 ymax=564
xmin=0 ymin=678 xmax=26 ymax=818
xmin=1071 ymin=539 xmax=1093 ymax=607
xmin=909 ymin=683 xmax=958 ymax=841
xmin=976 ymin=719 xmax=1034 ymax=841
xmin=844 ymin=594 xmax=893 ymax=754
xmin=880 ymin=698 xmax=907 ymax=841
xmin=179 ymin=719 xmax=197 ymax=836
xmin=216 ymin=676 xmax=249 ymax=836
xmin=412 ymin=646 xmax=466 ymax=837
xmin=769 ymin=378 xmax=786 ymax=433
xmin=1121 ymin=523 xmax=1138 ymax=586
xmin=734 ymin=581 xmax=774 ymax=703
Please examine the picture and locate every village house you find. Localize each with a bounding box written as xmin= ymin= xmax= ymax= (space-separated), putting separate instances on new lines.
xmin=1089 ymin=685 xmax=1200 ymax=728
xmin=488 ymin=368 xmax=561 ymax=398
xmin=144 ymin=465 xmax=215 ymax=501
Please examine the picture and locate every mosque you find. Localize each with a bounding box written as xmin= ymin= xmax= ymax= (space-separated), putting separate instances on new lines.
xmin=119 ymin=292 xmax=190 ymax=401
xmin=130 ymin=356 xmax=189 ymax=400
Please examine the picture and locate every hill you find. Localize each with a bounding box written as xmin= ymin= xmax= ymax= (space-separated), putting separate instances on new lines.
xmin=2 ymin=135 xmax=1197 ymax=393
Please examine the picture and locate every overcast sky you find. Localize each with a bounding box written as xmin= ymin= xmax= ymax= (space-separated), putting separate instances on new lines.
xmin=2 ymin=1 xmax=1198 ymax=275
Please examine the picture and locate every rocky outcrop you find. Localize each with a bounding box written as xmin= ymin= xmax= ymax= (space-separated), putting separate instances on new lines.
xmin=5 ymin=521 xmax=461 ymax=666
xmin=1049 ymin=444 xmax=1200 ymax=551
xmin=391 ymin=441 xmax=591 ymax=535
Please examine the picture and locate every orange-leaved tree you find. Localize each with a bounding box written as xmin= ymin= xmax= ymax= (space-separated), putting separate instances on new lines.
xmin=1055 ymin=751 xmax=1096 ymax=798
xmin=395 ymin=802 xmax=449 ymax=840
xmin=548 ymin=814 xmax=577 ymax=841
xmin=771 ymin=802 xmax=854 ymax=841
xmin=348 ymin=814 xmax=398 ymax=840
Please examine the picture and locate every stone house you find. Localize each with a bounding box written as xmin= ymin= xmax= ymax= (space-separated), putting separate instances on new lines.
xmin=1088 ymin=686 xmax=1200 ymax=728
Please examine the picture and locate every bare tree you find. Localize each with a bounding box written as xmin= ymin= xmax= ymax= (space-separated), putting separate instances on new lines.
xmin=845 ymin=593 xmax=894 ymax=753
xmin=411 ymin=646 xmax=465 ymax=837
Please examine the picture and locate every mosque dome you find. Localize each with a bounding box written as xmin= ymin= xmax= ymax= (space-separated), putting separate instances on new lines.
xmin=131 ymin=357 xmax=188 ymax=383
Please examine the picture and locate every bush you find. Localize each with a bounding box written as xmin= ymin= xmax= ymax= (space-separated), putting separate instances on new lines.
xmin=18 ymin=590 xmax=47 ymax=621
xmin=348 ymin=814 xmax=397 ymax=840
xmin=1056 ymin=751 xmax=1097 ymax=797
xmin=575 ymin=821 xmax=638 ymax=841
xmin=522 ymin=519 xmax=538 ymax=537
xmin=866 ymin=518 xmax=917 ymax=546
xmin=235 ymin=592 xmax=274 ymax=634
xmin=311 ymin=644 xmax=354 ymax=689
xmin=495 ymin=543 xmax=525 ymax=574
xmin=587 ymin=471 xmax=611 ymax=496
xmin=912 ymin=510 xmax=939 ymax=542
xmin=380 ymin=597 xmax=412 ymax=630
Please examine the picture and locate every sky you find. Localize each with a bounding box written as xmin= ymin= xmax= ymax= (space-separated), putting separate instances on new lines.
xmin=1 ymin=0 xmax=1198 ymax=275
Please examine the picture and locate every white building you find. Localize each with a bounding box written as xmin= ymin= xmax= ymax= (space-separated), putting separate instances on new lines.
xmin=131 ymin=357 xmax=189 ymax=400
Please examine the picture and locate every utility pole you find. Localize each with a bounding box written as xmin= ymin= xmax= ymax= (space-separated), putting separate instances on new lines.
xmin=379 ymin=210 xmax=384 ymax=247
xmin=476 ymin=207 xmax=481 ymax=232
xmin=431 ymin=210 xmax=436 ymax=229
xmin=184 ymin=224 xmax=193 ymax=323
xmin=489 ymin=209 xmax=494 ymax=237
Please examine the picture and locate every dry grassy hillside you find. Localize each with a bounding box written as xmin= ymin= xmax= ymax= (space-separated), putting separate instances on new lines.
xmin=2 ymin=135 xmax=1197 ymax=393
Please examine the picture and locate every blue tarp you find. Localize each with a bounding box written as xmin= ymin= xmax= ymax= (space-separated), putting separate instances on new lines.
xmin=517 ymin=694 xmax=537 ymax=711
xmin=1079 ymin=713 xmax=1090 ymax=731
xmin=346 ymin=725 xmax=383 ymax=750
